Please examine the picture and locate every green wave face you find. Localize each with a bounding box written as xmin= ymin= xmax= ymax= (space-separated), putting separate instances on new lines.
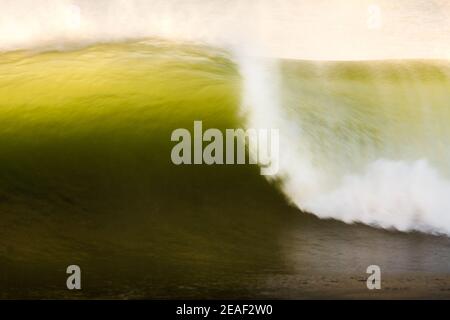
xmin=0 ymin=40 xmax=243 ymax=201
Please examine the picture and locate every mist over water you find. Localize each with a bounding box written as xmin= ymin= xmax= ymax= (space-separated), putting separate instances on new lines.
xmin=2 ymin=0 xmax=450 ymax=60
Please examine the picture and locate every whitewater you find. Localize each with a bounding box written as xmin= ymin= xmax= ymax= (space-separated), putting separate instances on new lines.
xmin=2 ymin=0 xmax=450 ymax=236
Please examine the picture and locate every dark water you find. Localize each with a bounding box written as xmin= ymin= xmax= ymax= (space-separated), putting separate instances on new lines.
xmin=2 ymin=171 xmax=450 ymax=299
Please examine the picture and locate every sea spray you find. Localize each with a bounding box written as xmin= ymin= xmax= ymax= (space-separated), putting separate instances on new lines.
xmin=237 ymin=54 xmax=450 ymax=235
xmin=1 ymin=0 xmax=450 ymax=60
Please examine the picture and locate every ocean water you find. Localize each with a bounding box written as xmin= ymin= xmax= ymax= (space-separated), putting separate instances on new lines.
xmin=1 ymin=0 xmax=450 ymax=298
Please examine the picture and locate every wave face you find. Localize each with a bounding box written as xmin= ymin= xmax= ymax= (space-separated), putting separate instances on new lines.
xmin=1 ymin=40 xmax=450 ymax=237
xmin=1 ymin=1 xmax=450 ymax=238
